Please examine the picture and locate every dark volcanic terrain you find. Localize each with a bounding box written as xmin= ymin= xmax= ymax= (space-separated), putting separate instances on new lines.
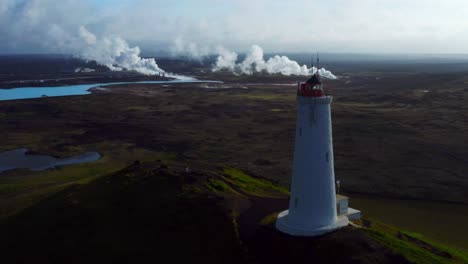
xmin=0 ymin=55 xmax=174 ymax=88
xmin=5 ymin=71 xmax=467 ymax=203
xmin=1 ymin=56 xmax=468 ymax=260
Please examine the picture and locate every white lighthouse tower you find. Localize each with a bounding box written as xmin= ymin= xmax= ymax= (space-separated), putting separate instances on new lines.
xmin=276 ymin=64 xmax=350 ymax=236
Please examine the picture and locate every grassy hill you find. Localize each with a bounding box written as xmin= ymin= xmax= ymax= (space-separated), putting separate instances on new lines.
xmin=1 ymin=162 xmax=466 ymax=263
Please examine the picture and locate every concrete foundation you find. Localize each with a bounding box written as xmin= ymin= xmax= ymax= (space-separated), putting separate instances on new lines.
xmin=276 ymin=210 xmax=349 ymax=236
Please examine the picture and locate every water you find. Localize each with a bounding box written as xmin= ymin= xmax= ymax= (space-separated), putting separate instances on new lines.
xmin=0 ymin=148 xmax=101 ymax=173
xmin=0 ymin=80 xmax=221 ymax=101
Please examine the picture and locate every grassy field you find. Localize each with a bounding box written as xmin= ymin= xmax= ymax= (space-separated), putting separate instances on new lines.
xmin=222 ymin=167 xmax=289 ymax=197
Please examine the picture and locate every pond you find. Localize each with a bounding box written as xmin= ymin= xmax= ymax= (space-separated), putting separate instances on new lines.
xmin=0 ymin=148 xmax=101 ymax=173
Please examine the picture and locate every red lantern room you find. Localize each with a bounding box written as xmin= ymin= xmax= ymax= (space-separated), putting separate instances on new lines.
xmin=298 ymin=72 xmax=324 ymax=97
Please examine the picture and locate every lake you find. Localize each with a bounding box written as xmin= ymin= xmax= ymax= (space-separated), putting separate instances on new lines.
xmin=0 ymin=148 xmax=101 ymax=173
xmin=0 ymin=80 xmax=220 ymax=101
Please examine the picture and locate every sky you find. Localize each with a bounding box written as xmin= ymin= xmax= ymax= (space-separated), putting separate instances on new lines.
xmin=1 ymin=0 xmax=468 ymax=55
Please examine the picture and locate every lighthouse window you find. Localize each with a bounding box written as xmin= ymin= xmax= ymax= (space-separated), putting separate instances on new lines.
xmin=294 ymin=197 xmax=299 ymax=208
xmin=326 ymin=152 xmax=329 ymax=163
xmin=299 ymin=128 xmax=302 ymax=136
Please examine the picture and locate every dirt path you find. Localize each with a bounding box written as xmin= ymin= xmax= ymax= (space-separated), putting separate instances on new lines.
xmin=237 ymin=196 xmax=288 ymax=240
xmin=212 ymin=174 xmax=289 ymax=240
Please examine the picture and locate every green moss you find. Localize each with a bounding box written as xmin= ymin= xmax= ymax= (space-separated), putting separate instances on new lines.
xmin=367 ymin=229 xmax=451 ymax=264
xmin=222 ymin=166 xmax=288 ymax=197
xmin=206 ymin=178 xmax=231 ymax=193
xmin=259 ymin=212 xmax=279 ymax=226
xmin=401 ymin=231 xmax=468 ymax=263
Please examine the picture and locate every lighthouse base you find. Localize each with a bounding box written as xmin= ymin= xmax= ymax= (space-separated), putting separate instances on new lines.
xmin=275 ymin=210 xmax=349 ymax=236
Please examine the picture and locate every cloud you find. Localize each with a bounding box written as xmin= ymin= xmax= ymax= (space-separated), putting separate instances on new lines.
xmin=1 ymin=0 xmax=468 ymax=55
xmin=0 ymin=0 xmax=94 ymax=53
xmin=0 ymin=2 xmax=169 ymax=76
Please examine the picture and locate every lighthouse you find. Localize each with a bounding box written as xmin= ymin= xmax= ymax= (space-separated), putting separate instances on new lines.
xmin=276 ymin=64 xmax=357 ymax=236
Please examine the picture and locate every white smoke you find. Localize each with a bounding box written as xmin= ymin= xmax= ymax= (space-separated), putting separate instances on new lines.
xmin=0 ymin=0 xmax=14 ymax=15
xmin=0 ymin=1 xmax=173 ymax=77
xmin=0 ymin=0 xmax=170 ymax=75
xmin=213 ymin=46 xmax=238 ymax=72
xmin=170 ymin=37 xmax=210 ymax=61
xmin=77 ymin=27 xmax=165 ymax=76
xmin=78 ymin=26 xmax=97 ymax=45
xmin=213 ymin=45 xmax=337 ymax=79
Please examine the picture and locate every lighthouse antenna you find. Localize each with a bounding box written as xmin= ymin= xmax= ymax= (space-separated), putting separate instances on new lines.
xmin=317 ymin=52 xmax=320 ymax=70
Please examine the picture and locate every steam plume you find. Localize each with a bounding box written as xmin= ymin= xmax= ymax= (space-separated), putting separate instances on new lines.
xmin=170 ymin=37 xmax=210 ymax=61
xmin=213 ymin=45 xmax=337 ymax=79
xmin=78 ymin=27 xmax=165 ymax=76
xmin=213 ymin=46 xmax=238 ymax=71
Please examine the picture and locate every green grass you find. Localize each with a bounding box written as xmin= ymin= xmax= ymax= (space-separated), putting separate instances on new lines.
xmin=0 ymin=142 xmax=177 ymax=219
xmin=0 ymin=163 xmax=113 ymax=194
xmin=205 ymin=178 xmax=231 ymax=193
xmin=366 ymin=219 xmax=468 ymax=264
xmin=269 ymin=108 xmax=285 ymax=112
xmin=0 ymin=161 xmax=118 ymax=219
xmin=222 ymin=166 xmax=288 ymax=197
xmin=0 ymin=163 xmax=246 ymax=263
xmin=401 ymin=231 xmax=468 ymax=263
xmin=259 ymin=212 xmax=279 ymax=226
xmin=367 ymin=229 xmax=450 ymax=264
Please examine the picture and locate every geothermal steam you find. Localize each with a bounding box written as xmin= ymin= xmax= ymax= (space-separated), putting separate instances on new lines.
xmin=78 ymin=27 xmax=165 ymax=76
xmin=213 ymin=45 xmax=337 ymax=79
xmin=170 ymin=37 xmax=210 ymax=61
xmin=214 ymin=46 xmax=238 ymax=71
